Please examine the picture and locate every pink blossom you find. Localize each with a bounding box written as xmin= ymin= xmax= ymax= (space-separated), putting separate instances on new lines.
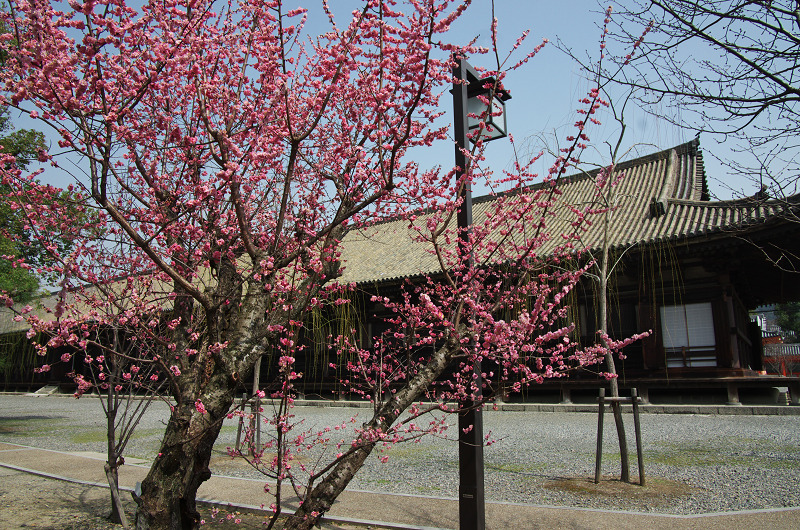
xmin=0 ymin=0 xmax=653 ymax=523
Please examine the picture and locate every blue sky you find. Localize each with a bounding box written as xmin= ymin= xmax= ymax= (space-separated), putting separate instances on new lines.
xmin=311 ymin=1 xmax=750 ymax=199
xmin=440 ymin=1 xmax=745 ymax=199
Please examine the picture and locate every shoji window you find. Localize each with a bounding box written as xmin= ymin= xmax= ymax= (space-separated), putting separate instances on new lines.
xmin=660 ymin=303 xmax=717 ymax=368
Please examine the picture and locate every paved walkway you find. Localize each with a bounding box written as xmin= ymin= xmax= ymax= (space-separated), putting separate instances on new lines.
xmin=0 ymin=441 xmax=798 ymax=529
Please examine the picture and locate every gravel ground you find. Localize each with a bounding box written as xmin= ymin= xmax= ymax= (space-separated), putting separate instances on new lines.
xmin=1 ymin=394 xmax=799 ymax=516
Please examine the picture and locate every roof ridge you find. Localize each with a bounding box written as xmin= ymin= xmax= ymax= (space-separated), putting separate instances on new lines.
xmin=471 ymin=139 xmax=701 ymax=206
xmin=348 ymin=140 xmax=703 ymax=230
xmin=668 ymin=192 xmax=800 ymax=208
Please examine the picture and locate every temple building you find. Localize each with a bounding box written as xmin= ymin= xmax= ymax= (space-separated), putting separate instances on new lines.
xmin=2 ymin=139 xmax=799 ymax=404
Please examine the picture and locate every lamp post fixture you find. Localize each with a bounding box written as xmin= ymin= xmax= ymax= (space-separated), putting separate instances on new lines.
xmin=452 ymin=55 xmax=510 ymax=530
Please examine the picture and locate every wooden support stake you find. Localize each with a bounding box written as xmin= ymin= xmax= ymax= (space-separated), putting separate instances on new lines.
xmin=235 ymin=392 xmax=248 ymax=452
xmin=631 ymin=387 xmax=645 ymax=487
xmin=255 ymin=395 xmax=261 ymax=453
xmin=594 ymin=388 xmax=605 ymax=484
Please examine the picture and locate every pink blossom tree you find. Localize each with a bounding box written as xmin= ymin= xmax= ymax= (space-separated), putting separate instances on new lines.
xmin=0 ymin=1 xmax=644 ymax=529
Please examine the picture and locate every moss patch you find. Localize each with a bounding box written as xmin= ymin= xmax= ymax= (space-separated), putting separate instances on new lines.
xmin=650 ymin=442 xmax=800 ymax=469
xmin=0 ymin=417 xmax=60 ymax=435
xmin=67 ymin=426 xmax=166 ymax=445
xmin=381 ymin=442 xmax=434 ymax=458
xmin=485 ymin=461 xmax=547 ymax=474
xmin=68 ymin=430 xmax=109 ymax=444
xmin=208 ymin=448 xmax=310 ymax=477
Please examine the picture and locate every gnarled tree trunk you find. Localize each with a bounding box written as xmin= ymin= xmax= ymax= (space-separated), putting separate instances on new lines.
xmin=133 ymin=376 xmax=239 ymax=529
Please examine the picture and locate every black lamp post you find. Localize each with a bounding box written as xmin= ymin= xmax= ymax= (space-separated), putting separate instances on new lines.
xmin=452 ymin=55 xmax=510 ymax=530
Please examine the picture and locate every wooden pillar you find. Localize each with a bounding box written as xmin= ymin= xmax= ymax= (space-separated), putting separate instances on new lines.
xmin=723 ymin=285 xmax=741 ymax=368
xmin=726 ymin=383 xmax=741 ymax=405
xmin=787 ymin=381 xmax=800 ymax=405
xmin=638 ymin=299 xmax=659 ymax=370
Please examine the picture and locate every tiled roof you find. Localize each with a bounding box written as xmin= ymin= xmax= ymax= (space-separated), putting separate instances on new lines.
xmin=338 ymin=139 xmax=797 ymax=284
xmin=0 ymin=291 xmax=64 ymax=334
xmin=0 ymin=275 xmax=175 ymax=334
xmin=2 ymin=140 xmax=795 ymax=333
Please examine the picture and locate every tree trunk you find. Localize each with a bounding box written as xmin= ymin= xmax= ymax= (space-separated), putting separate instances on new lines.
xmin=283 ymin=443 xmax=375 ymax=530
xmin=605 ymin=354 xmax=630 ymax=482
xmin=105 ymin=462 xmax=129 ymax=528
xmin=105 ymin=363 xmax=129 ymax=528
xmin=133 ymin=392 xmax=233 ymax=529
xmin=282 ymin=337 xmax=461 ymax=530
xmin=599 ymin=221 xmax=630 ymax=483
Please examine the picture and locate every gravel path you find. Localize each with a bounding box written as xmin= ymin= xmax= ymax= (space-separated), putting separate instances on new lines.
xmin=1 ymin=395 xmax=798 ymax=515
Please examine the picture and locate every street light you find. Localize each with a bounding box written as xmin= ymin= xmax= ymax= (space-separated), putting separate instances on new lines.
xmin=466 ymin=75 xmax=511 ymax=143
xmin=452 ymin=55 xmax=510 ymax=530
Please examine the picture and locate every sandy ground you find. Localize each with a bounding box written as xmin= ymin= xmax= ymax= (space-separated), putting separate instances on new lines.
xmin=0 ymin=466 xmax=132 ymax=530
xmin=0 ymin=463 xmax=404 ymax=530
